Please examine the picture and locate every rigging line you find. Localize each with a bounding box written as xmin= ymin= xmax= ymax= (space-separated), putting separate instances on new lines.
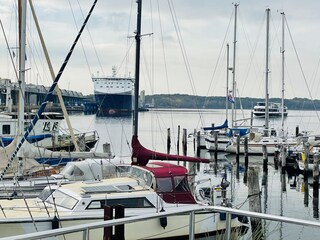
xmin=155 ymin=0 xmax=174 ymax=149
xmin=68 ymin=0 xmax=92 ymax=75
xmin=125 ymin=0 xmax=134 ymax=76
xmin=141 ymin=41 xmax=173 ymax=148
xmin=0 ymin=19 xmax=19 ymax=81
xmin=76 ymin=0 xmax=105 ymax=77
xmin=204 ymin=7 xmax=234 ymax=106
xmin=115 ymin=40 xmax=135 ymax=76
xmin=168 ymin=0 xmax=196 ymax=96
xmin=0 ymin=0 xmax=98 ymax=180
xmin=15 ymin=180 xmax=38 ymax=232
xmin=238 ymin=8 xmax=265 ymax=97
xmin=168 ymin=0 xmax=206 ymax=133
xmin=285 ymin=16 xmax=320 ymax=123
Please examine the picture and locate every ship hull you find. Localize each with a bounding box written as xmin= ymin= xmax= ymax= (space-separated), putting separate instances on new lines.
xmin=95 ymin=93 xmax=133 ymax=116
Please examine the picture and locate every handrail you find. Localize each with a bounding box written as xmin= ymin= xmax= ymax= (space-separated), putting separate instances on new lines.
xmin=1 ymin=205 xmax=320 ymax=240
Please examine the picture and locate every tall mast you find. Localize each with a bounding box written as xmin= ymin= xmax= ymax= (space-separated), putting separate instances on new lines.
xmin=231 ymin=3 xmax=238 ymax=128
xmin=18 ymin=0 xmax=27 ymax=138
xmin=133 ymin=0 xmax=142 ymax=137
xmin=226 ymin=43 xmax=230 ymax=121
xmin=281 ymin=12 xmax=285 ymax=134
xmin=264 ymin=8 xmax=270 ymax=137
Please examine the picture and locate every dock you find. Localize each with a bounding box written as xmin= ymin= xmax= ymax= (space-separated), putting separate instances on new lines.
xmin=0 ymin=78 xmax=95 ymax=113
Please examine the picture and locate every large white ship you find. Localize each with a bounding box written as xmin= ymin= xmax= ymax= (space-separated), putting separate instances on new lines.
xmin=92 ymin=67 xmax=134 ymax=116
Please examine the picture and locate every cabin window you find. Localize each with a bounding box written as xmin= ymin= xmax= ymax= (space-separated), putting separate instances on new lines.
xmin=46 ymin=189 xmax=78 ymax=210
xmin=38 ymin=188 xmax=55 ymax=201
xmin=173 ymin=176 xmax=190 ymax=192
xmin=156 ymin=177 xmax=173 ymax=192
xmin=2 ymin=125 xmax=10 ymax=134
xmin=86 ymin=197 xmax=154 ymax=209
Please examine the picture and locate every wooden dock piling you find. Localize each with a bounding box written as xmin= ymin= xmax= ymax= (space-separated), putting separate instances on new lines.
xmin=103 ymin=206 xmax=113 ymax=240
xmin=262 ymin=144 xmax=268 ymax=174
xmin=182 ymin=129 xmax=187 ymax=167
xmin=274 ymin=145 xmax=279 ymax=170
xmin=182 ymin=128 xmax=187 ymax=156
xmin=114 ymin=205 xmax=125 ymax=240
xmin=236 ymin=135 xmax=240 ymax=165
xmin=281 ymin=146 xmax=287 ymax=192
xmin=214 ymin=131 xmax=218 ymax=160
xmin=244 ymin=137 xmax=249 ymax=184
xmin=313 ymin=154 xmax=319 ymax=218
xmin=196 ymin=130 xmax=200 ymax=156
xmin=248 ymin=167 xmax=262 ymax=237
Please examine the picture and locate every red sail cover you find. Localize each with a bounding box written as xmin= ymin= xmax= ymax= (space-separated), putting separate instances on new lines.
xmin=131 ymin=135 xmax=209 ymax=166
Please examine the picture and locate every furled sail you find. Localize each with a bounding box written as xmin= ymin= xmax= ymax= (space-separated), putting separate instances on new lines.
xmin=202 ymin=119 xmax=228 ymax=131
xmin=131 ymin=135 xmax=209 ymax=166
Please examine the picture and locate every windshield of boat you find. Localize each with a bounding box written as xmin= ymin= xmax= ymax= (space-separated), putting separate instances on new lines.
xmin=116 ymin=165 xmax=153 ymax=188
xmin=44 ymin=189 xmax=79 ymax=210
xmin=156 ymin=175 xmax=190 ymax=193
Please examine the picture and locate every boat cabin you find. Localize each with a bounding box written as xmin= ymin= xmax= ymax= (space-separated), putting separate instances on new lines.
xmin=117 ymin=162 xmax=197 ymax=204
xmin=37 ymin=162 xmax=197 ymax=212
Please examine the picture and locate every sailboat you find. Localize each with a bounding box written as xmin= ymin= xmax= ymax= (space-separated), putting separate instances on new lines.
xmin=0 ymin=1 xmax=248 ymax=239
xmin=205 ymin=4 xmax=249 ymax=152
xmin=224 ymin=9 xmax=297 ymax=155
xmin=0 ymin=1 xmax=98 ymax=163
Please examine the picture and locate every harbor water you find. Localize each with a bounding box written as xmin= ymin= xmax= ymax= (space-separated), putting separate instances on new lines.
xmin=65 ymin=109 xmax=320 ymax=239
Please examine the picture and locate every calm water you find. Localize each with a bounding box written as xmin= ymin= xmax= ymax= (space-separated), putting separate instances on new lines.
xmin=66 ymin=109 xmax=320 ymax=239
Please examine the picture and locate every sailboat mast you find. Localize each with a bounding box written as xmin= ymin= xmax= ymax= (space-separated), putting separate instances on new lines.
xmin=281 ymin=12 xmax=285 ymax=133
xmin=231 ymin=3 xmax=238 ymax=128
xmin=226 ymin=43 xmax=230 ymax=121
xmin=18 ymin=0 xmax=27 ymax=138
xmin=133 ymin=0 xmax=142 ymax=137
xmin=264 ymin=8 xmax=270 ymax=137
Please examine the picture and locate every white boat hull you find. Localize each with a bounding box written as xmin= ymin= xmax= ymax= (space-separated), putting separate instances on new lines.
xmin=0 ymin=210 xmax=244 ymax=239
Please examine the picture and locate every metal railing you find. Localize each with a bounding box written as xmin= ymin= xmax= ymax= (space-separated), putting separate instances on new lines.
xmin=1 ymin=205 xmax=320 ymax=240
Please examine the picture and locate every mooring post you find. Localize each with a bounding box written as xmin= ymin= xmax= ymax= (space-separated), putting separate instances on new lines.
xmin=103 ymin=206 xmax=113 ymax=240
xmin=244 ymin=136 xmax=249 ymax=184
xmin=313 ymin=153 xmax=319 ymax=219
xmin=214 ymin=131 xmax=218 ymax=161
xmin=114 ymin=205 xmax=125 ymax=240
xmin=196 ymin=130 xmax=200 ymax=157
xmin=193 ymin=128 xmax=196 ymax=152
xmin=236 ymin=135 xmax=240 ymax=164
xmin=182 ymin=129 xmax=187 ymax=155
xmin=281 ymin=146 xmax=287 ymax=192
xmin=262 ymin=144 xmax=268 ymax=174
xmin=304 ymin=143 xmax=310 ymax=176
xmin=303 ymin=143 xmax=310 ymax=207
xmin=248 ymin=167 xmax=262 ymax=238
xmin=182 ymin=129 xmax=187 ymax=167
xmin=274 ymin=145 xmax=279 ymax=170
xmin=167 ymin=128 xmax=171 ymax=154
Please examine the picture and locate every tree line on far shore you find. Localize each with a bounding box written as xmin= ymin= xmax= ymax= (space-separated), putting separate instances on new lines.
xmin=144 ymin=94 xmax=318 ymax=110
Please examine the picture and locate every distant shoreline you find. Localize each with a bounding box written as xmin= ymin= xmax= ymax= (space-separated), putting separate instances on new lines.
xmin=144 ymin=94 xmax=320 ymax=110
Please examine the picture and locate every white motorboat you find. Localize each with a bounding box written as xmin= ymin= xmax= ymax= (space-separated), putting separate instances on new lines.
xmin=0 ymin=161 xmax=248 ymax=239
xmin=253 ymin=102 xmax=288 ymax=118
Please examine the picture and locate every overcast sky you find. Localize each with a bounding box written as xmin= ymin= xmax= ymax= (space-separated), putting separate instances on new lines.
xmin=0 ymin=0 xmax=320 ymax=100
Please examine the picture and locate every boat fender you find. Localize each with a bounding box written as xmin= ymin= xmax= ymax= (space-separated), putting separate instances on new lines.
xmin=159 ymin=208 xmax=167 ymax=229
xmin=52 ymin=216 xmax=60 ymax=229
